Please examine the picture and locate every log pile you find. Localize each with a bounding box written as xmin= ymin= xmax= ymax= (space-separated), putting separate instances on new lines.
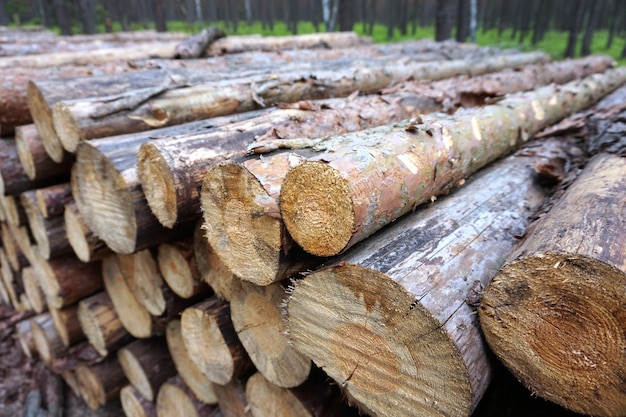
xmin=0 ymin=27 xmax=624 ymax=417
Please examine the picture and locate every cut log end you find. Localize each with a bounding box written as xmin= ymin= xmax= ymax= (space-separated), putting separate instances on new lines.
xmin=157 ymin=242 xmax=196 ymax=299
xmin=156 ymin=381 xmax=215 ymax=417
xmin=118 ymin=348 xmax=156 ymax=402
xmin=138 ymin=141 xmax=178 ymax=228
xmin=116 ymin=251 xmax=166 ymax=316
xmin=15 ymin=125 xmax=37 ymax=180
xmin=78 ymin=300 xmax=108 ymax=357
xmin=201 ymin=162 xmax=282 ymax=285
xmin=27 ymin=81 xmax=65 ymax=163
xmin=53 ymin=101 xmax=82 ymax=153
xmin=74 ymin=365 xmax=107 ymax=410
xmin=287 ymin=264 xmax=473 ymax=417
xmin=479 ymin=254 xmax=626 ymax=417
xmin=280 ymin=161 xmax=354 ymax=257
xmin=245 ymin=373 xmax=312 ymax=417
xmin=120 ymin=385 xmax=157 ymax=417
xmin=194 ymin=219 xmax=233 ymax=301
xmin=64 ymin=201 xmax=94 ymax=262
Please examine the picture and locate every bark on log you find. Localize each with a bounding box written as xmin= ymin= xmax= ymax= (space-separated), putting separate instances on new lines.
xmin=156 ymin=376 xmax=221 ymax=417
xmin=115 ymin=250 xmax=166 ymax=316
xmin=1 ymin=221 xmax=29 ymax=270
xmin=213 ymin=376 xmax=251 ymax=417
xmin=284 ymin=139 xmax=573 ymax=417
xmin=5 ymin=223 xmax=36 ymax=267
xmin=78 ymin=291 xmax=132 ymax=357
xmin=2 ymin=194 xmax=27 ymax=227
xmin=230 ymin=278 xmax=311 ymax=388
xmin=21 ymin=266 xmax=47 ymax=313
xmin=117 ymin=337 xmax=177 ymax=402
xmin=48 ymin=304 xmax=85 ymax=347
xmin=173 ymin=26 xmax=226 ymax=59
xmin=180 ymin=297 xmax=252 ymax=385
xmin=280 ymin=67 xmax=626 ymax=257
xmin=15 ymin=315 xmax=36 ymax=358
xmin=48 ymin=339 xmax=106 ymax=374
xmin=35 ymin=182 xmax=72 ymax=218
xmin=157 ymin=239 xmax=210 ymax=299
xmin=15 ymin=124 xmax=73 ymax=181
xmin=30 ymin=312 xmax=67 ymax=365
xmin=120 ymin=384 xmax=157 ymax=417
xmin=0 ymin=248 xmax=21 ymax=307
xmin=479 ymin=153 xmax=626 ymax=417
xmin=55 ymin=52 xmax=547 ymax=156
xmin=74 ymin=356 xmax=128 ymax=410
xmin=64 ymin=200 xmax=111 ymax=263
xmin=165 ymin=319 xmax=218 ymax=405
xmin=193 ymin=219 xmax=234 ymax=301
xmin=73 ymin=112 xmax=265 ymax=254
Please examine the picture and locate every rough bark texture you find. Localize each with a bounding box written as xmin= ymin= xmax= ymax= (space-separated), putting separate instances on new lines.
xmin=193 ymin=219 xmax=234 ymax=301
xmin=285 ymin=138 xmax=577 ymax=417
xmin=120 ymin=384 xmax=157 ymax=417
xmin=35 ymin=182 xmax=72 ymax=218
xmin=280 ymin=68 xmax=626 ymax=257
xmin=156 ymin=376 xmax=221 ymax=417
xmin=230 ymin=278 xmax=311 ymax=388
xmin=479 ymin=153 xmax=626 ymax=417
xmin=77 ymin=291 xmax=131 ymax=357
xmin=48 ymin=304 xmax=85 ymax=347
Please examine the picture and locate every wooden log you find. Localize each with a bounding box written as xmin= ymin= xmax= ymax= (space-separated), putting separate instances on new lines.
xmin=15 ymin=124 xmax=74 ymax=181
xmin=1 ymin=222 xmax=29 ymax=270
xmin=7 ymin=223 xmax=37 ymax=266
xmin=193 ymin=219 xmax=233 ymax=301
xmin=120 ymin=384 xmax=157 ymax=417
xmin=283 ymin=138 xmax=575 ymax=417
xmin=478 ymin=153 xmax=626 ymax=417
xmin=230 ymin=278 xmax=311 ymax=388
xmin=0 ymin=248 xmax=21 ymax=308
xmin=31 ymin=311 xmax=67 ymax=365
xmin=0 ymin=264 xmax=11 ymax=305
xmin=279 ymin=67 xmax=626 ymax=257
xmin=48 ymin=338 xmax=107 ymax=374
xmin=35 ymin=182 xmax=72 ymax=218
xmin=115 ymin=250 xmax=166 ymax=316
xmin=156 ymin=375 xmax=221 ymax=417
xmin=55 ymin=52 xmax=547 ymax=156
xmin=173 ymin=26 xmax=226 ymax=59
xmin=117 ymin=337 xmax=177 ymax=402
xmin=30 ymin=252 xmax=103 ymax=309
xmin=1 ymin=194 xmax=27 ymax=227
xmin=73 ymin=111 xmax=266 ymax=255
xmin=78 ymin=291 xmax=132 ymax=357
xmin=213 ymin=376 xmax=250 ymax=417
xmin=74 ymin=356 xmax=128 ymax=410
xmin=15 ymin=315 xmax=36 ymax=358
xmin=64 ymin=200 xmax=111 ymax=262
xmin=165 ymin=319 xmax=218 ymax=405
xmin=21 ymin=266 xmax=47 ymax=313
xmin=157 ymin=239 xmax=210 ymax=299
xmin=48 ymin=304 xmax=85 ymax=347
xmin=180 ymin=297 xmax=252 ymax=385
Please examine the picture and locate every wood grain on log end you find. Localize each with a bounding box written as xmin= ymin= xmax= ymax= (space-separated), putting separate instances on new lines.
xmin=231 ymin=278 xmax=311 ymax=388
xmin=156 ymin=376 xmax=221 ymax=417
xmin=27 ymin=80 xmax=65 ymax=163
xmin=165 ymin=319 xmax=218 ymax=405
xmin=75 ymin=358 xmax=127 ymax=410
xmin=78 ymin=291 xmax=128 ymax=357
xmin=120 ymin=384 xmax=157 ymax=417
xmin=157 ymin=240 xmax=207 ymax=299
xmin=64 ymin=201 xmax=111 ymax=262
xmin=193 ymin=219 xmax=233 ymax=301
xmin=281 ymin=161 xmax=354 ymax=257
xmin=116 ymin=250 xmax=166 ymax=316
xmin=31 ymin=312 xmax=66 ymax=365
xmin=245 ymin=373 xmax=313 ymax=417
xmin=49 ymin=304 xmax=85 ymax=347
xmin=479 ymin=153 xmax=626 ymax=417
xmin=21 ymin=266 xmax=46 ymax=313
xmin=53 ymin=101 xmax=83 ymax=153
xmin=137 ymin=142 xmax=178 ymax=228
xmin=15 ymin=124 xmax=41 ymax=180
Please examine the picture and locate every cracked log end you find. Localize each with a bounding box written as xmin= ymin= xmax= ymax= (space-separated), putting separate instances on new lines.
xmin=281 ymin=161 xmax=354 ymax=257
xmin=138 ymin=142 xmax=178 ymax=228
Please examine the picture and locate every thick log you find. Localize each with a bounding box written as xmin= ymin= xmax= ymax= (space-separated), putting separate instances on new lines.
xmin=280 ymin=67 xmax=626 ymax=257
xmin=78 ymin=291 xmax=132 ymax=357
xmin=73 ymin=111 xmax=266 ymax=254
xmin=74 ymin=356 xmax=128 ymax=410
xmin=120 ymin=384 xmax=157 ymax=417
xmin=30 ymin=252 xmax=102 ymax=309
xmin=165 ymin=319 xmax=218 ymax=405
xmin=64 ymin=200 xmax=111 ymax=263
xmin=230 ymin=278 xmax=311 ymax=388
xmin=30 ymin=312 xmax=67 ymax=365
xmin=284 ymin=138 xmax=575 ymax=417
xmin=213 ymin=376 xmax=250 ymax=417
xmin=180 ymin=297 xmax=252 ymax=385
xmin=115 ymin=250 xmax=166 ymax=316
xmin=117 ymin=337 xmax=177 ymax=402
xmin=21 ymin=266 xmax=47 ymax=313
xmin=193 ymin=219 xmax=233 ymax=301
xmin=156 ymin=376 xmax=221 ymax=417
xmin=55 ymin=52 xmax=547 ymax=156
xmin=157 ymin=239 xmax=210 ymax=299
xmin=479 ymin=153 xmax=626 ymax=417
xmin=15 ymin=124 xmax=74 ymax=181
xmin=48 ymin=304 xmax=85 ymax=347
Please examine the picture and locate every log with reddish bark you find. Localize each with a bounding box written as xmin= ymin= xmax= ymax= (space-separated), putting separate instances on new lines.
xmin=120 ymin=384 xmax=157 ymax=417
xmin=48 ymin=304 xmax=85 ymax=347
xmin=283 ymin=138 xmax=578 ymax=417
xmin=34 ymin=182 xmax=72 ymax=218
xmin=74 ymin=355 xmax=128 ymax=410
xmin=479 ymin=153 xmax=626 ymax=417
xmin=15 ymin=124 xmax=74 ymax=181
xmin=55 ymin=52 xmax=547 ymax=157
xmin=180 ymin=297 xmax=252 ymax=385
xmin=21 ymin=266 xmax=46 ymax=313
xmin=157 ymin=239 xmax=210 ymax=299
xmin=77 ymin=291 xmax=132 ymax=357
xmin=117 ymin=337 xmax=177 ymax=402
xmin=230 ymin=277 xmax=311 ymax=388
xmin=193 ymin=219 xmax=234 ymax=301
xmin=165 ymin=319 xmax=218 ymax=405
xmin=279 ymin=67 xmax=626 ymax=258
xmin=156 ymin=375 xmax=221 ymax=417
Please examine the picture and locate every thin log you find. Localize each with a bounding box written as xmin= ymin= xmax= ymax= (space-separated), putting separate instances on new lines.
xmin=21 ymin=266 xmax=47 ymax=313
xmin=48 ymin=304 xmax=85 ymax=347
xmin=78 ymin=291 xmax=132 ymax=357
xmin=64 ymin=200 xmax=111 ymax=262
xmin=30 ymin=311 xmax=67 ymax=365
xmin=7 ymin=223 xmax=36 ymax=266
xmin=180 ymin=297 xmax=253 ymax=385
xmin=156 ymin=375 xmax=221 ymax=417
xmin=0 ymin=249 xmax=21 ymax=307
xmin=115 ymin=250 xmax=166 ymax=316
xmin=157 ymin=239 xmax=210 ymax=299
xmin=74 ymin=356 xmax=128 ymax=410
xmin=2 ymin=194 xmax=27 ymax=227
xmin=280 ymin=67 xmax=626 ymax=257
xmin=15 ymin=124 xmax=74 ymax=181
xmin=35 ymin=182 xmax=72 ymax=218
xmin=479 ymin=153 xmax=626 ymax=417
xmin=165 ymin=319 xmax=218 ymax=405
xmin=193 ymin=219 xmax=233 ymax=301
xmin=173 ymin=26 xmax=226 ymax=59
xmin=120 ymin=384 xmax=157 ymax=417
xmin=117 ymin=337 xmax=177 ymax=402
xmin=284 ymin=138 xmax=575 ymax=417
xmin=1 ymin=222 xmax=29 ymax=270
xmin=230 ymin=278 xmax=311 ymax=388
xmin=0 ymin=265 xmax=11 ymax=305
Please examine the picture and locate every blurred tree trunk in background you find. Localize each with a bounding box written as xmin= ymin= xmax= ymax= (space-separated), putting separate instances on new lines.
xmin=54 ymin=0 xmax=73 ymax=35
xmin=78 ymin=0 xmax=96 ymax=33
xmin=456 ymin=0 xmax=469 ymax=42
xmin=564 ymin=0 xmax=586 ymax=57
xmin=581 ymin=0 xmax=602 ymax=55
xmin=289 ymin=0 xmax=299 ymax=34
xmin=323 ymin=0 xmax=339 ymax=32
xmin=338 ymin=0 xmax=353 ymax=31
xmin=531 ymin=0 xmax=552 ymax=45
xmin=469 ymin=0 xmax=477 ymax=42
xmin=0 ymin=0 xmax=9 ymax=25
xmin=436 ymin=0 xmax=456 ymax=40
xmin=152 ymin=0 xmax=167 ymax=31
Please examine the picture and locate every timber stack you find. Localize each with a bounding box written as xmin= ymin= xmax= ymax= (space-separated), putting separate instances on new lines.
xmin=0 ymin=25 xmax=624 ymax=417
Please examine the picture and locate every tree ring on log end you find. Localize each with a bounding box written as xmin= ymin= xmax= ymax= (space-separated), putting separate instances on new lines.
xmin=137 ymin=143 xmax=178 ymax=228
xmin=281 ymin=161 xmax=354 ymax=257
xmin=27 ymin=81 xmax=64 ymax=163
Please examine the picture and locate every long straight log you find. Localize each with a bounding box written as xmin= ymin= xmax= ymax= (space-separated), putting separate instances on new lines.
xmin=157 ymin=239 xmax=210 ymax=299
xmin=49 ymin=304 xmax=85 ymax=347
xmin=284 ymin=138 xmax=571 ymax=417
xmin=165 ymin=319 xmax=218 ymax=405
xmin=74 ymin=356 xmax=128 ymax=410
xmin=120 ymin=384 xmax=157 ymax=417
xmin=230 ymin=278 xmax=311 ymax=388
xmin=279 ymin=67 xmax=626 ymax=258
xmin=479 ymin=153 xmax=626 ymax=417
xmin=193 ymin=219 xmax=234 ymax=301
xmin=156 ymin=376 xmax=221 ymax=417
xmin=78 ymin=291 xmax=132 ymax=357
xmin=15 ymin=124 xmax=73 ymax=181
